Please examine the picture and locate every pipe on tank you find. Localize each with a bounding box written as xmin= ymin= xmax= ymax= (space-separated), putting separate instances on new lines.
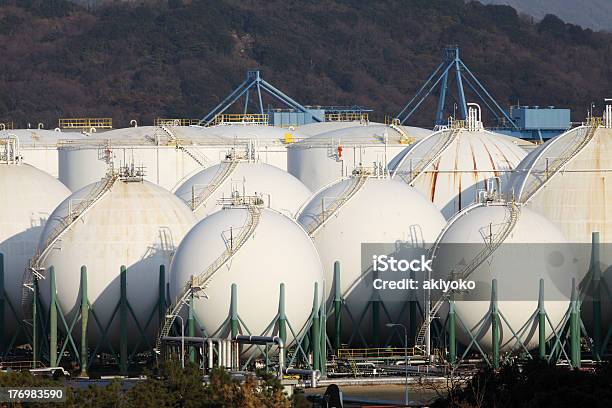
xmin=234 ymin=335 xmax=285 ymax=377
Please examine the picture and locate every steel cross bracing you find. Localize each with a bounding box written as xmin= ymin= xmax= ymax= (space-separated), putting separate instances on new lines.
xmin=21 ymin=173 xmax=119 ymax=329
xmin=199 ymin=70 xmax=321 ymax=127
xmin=415 ymin=202 xmax=520 ymax=350
xmin=156 ymin=203 xmax=262 ymax=351
xmin=396 ymin=46 xmax=517 ymax=129
xmin=305 ymin=170 xmax=371 ymax=236
xmin=159 ymin=125 xmax=207 ymax=167
xmin=393 ymin=127 xmax=461 ymax=185
xmin=518 ymin=122 xmax=599 ymax=204
xmin=188 ymin=159 xmax=240 ymax=211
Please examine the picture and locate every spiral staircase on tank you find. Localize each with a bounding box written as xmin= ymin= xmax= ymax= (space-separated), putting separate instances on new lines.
xmin=393 ymin=127 xmax=461 ymax=185
xmin=159 ymin=124 xmax=208 ymax=167
xmin=21 ymin=171 xmax=119 ymax=331
xmin=186 ymin=156 xmax=241 ymax=212
xmin=414 ymin=201 xmax=521 ymax=352
xmin=156 ymin=198 xmax=263 ymax=352
xmin=518 ymin=120 xmax=600 ymax=204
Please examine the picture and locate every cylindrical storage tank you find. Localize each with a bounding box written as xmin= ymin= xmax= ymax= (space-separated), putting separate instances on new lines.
xmin=199 ymin=124 xmax=304 ymax=171
xmin=432 ymin=202 xmax=576 ymax=352
xmin=297 ymin=172 xmax=446 ymax=345
xmin=174 ymin=155 xmax=312 ymax=219
xmin=0 ymin=148 xmax=70 ymax=339
xmin=36 ymin=174 xmax=196 ymax=347
xmin=288 ymin=124 xmax=431 ymax=191
xmin=58 ymin=126 xmax=234 ymax=191
xmin=507 ymin=123 xmax=612 ymax=329
xmin=170 ymin=202 xmax=324 ymax=353
xmin=389 ymin=126 xmax=526 ymax=219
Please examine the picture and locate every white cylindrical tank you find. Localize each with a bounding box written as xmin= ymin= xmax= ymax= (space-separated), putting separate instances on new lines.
xmin=58 ymin=126 xmax=234 ymax=191
xmin=288 ymin=124 xmax=432 ymax=191
xmin=174 ymin=154 xmax=312 ymax=219
xmin=507 ymin=124 xmax=612 ymax=327
xmin=432 ymin=202 xmax=576 ymax=352
xmin=0 ymin=148 xmax=70 ymax=338
xmin=389 ymin=127 xmax=526 ymax=219
xmin=297 ymin=172 xmax=446 ymax=344
xmin=170 ymin=202 xmax=324 ymax=350
xmin=36 ymin=174 xmax=196 ymax=347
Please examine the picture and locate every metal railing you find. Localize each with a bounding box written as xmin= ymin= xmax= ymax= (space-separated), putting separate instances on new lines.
xmin=210 ymin=114 xmax=269 ymax=126
xmin=0 ymin=121 xmax=14 ymax=130
xmin=154 ymin=118 xmax=200 ymax=127
xmin=338 ymin=347 xmax=421 ymax=359
xmin=188 ymin=159 xmax=239 ymax=211
xmin=58 ymin=118 xmax=112 ymax=129
xmin=325 ymin=112 xmax=369 ymax=122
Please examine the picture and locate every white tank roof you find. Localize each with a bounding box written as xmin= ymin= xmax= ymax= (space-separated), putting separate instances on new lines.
xmin=289 ymin=123 xmax=431 ymax=147
xmin=199 ymin=124 xmax=305 ymax=144
xmin=1 ymin=129 xmax=86 ymax=147
xmin=297 ymin=121 xmax=379 ymax=136
xmin=390 ymin=128 xmax=526 ymax=219
xmin=83 ymin=125 xmax=232 ymax=146
xmin=174 ymin=160 xmax=312 ymax=219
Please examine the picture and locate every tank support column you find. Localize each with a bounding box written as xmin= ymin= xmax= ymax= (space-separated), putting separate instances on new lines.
xmin=49 ymin=267 xmax=58 ymax=368
xmin=538 ymin=279 xmax=546 ymax=360
xmin=491 ymin=279 xmax=500 ymax=370
xmin=448 ymin=297 xmax=456 ymax=365
xmin=371 ymin=269 xmax=380 ymax=347
xmin=120 ymin=265 xmax=128 ymax=375
xmin=569 ymin=278 xmax=581 ymax=368
xmin=230 ymin=284 xmax=239 ymax=338
xmin=32 ymin=279 xmax=39 ymax=369
xmin=0 ymin=254 xmax=4 ymax=354
xmin=158 ymin=265 xmax=166 ymax=333
xmin=80 ymin=266 xmax=89 ymax=377
xmin=591 ymin=232 xmax=601 ymax=360
xmin=333 ymin=262 xmax=342 ymax=352
xmin=409 ymin=270 xmax=417 ymax=346
xmin=278 ymin=284 xmax=286 ymax=365
xmin=319 ymin=286 xmax=327 ymax=377
xmin=188 ymin=292 xmax=195 ymax=364
xmin=310 ymin=283 xmax=320 ymax=371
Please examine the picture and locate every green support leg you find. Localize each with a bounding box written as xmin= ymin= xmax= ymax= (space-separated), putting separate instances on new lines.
xmin=80 ymin=266 xmax=89 ymax=377
xmin=372 ymin=270 xmax=380 ymax=347
xmin=188 ymin=293 xmax=195 ymax=363
xmin=278 ymin=284 xmax=286 ymax=365
xmin=333 ymin=262 xmax=342 ymax=352
xmin=230 ymin=284 xmax=238 ymax=339
xmin=591 ymin=232 xmax=601 ymax=360
xmin=49 ymin=267 xmax=58 ymax=368
xmin=409 ymin=270 xmax=416 ymax=347
xmin=310 ymin=283 xmax=320 ymax=371
xmin=319 ymin=289 xmax=327 ymax=377
xmin=32 ymin=278 xmax=39 ymax=369
xmin=448 ymin=298 xmax=456 ymax=365
xmin=120 ymin=265 xmax=128 ymax=375
xmin=491 ymin=279 xmax=500 ymax=370
xmin=158 ymin=265 xmax=166 ymax=333
xmin=0 ymin=253 xmax=5 ymax=355
xmin=570 ymin=278 xmax=581 ymax=368
xmin=538 ymin=279 xmax=546 ymax=360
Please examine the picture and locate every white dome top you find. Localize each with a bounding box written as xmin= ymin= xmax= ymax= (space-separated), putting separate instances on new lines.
xmin=290 ymin=123 xmax=431 ymax=147
xmin=174 ymin=160 xmax=312 ymax=219
xmin=170 ymin=206 xmax=324 ymax=345
xmin=390 ymin=128 xmax=526 ymax=219
xmin=85 ymin=125 xmax=231 ymax=146
xmin=0 ymin=163 xmax=70 ymax=334
xmin=1 ymin=129 xmax=86 ymax=147
xmin=200 ymin=124 xmax=305 ymax=144
xmin=38 ymin=178 xmax=197 ymax=346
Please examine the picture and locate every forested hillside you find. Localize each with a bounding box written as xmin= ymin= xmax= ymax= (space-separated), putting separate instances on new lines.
xmin=0 ymin=0 xmax=610 ymax=128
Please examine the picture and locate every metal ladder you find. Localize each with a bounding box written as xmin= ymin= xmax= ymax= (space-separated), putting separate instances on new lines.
xmin=397 ymin=128 xmax=461 ymax=185
xmin=305 ymin=170 xmax=370 ymax=236
xmin=156 ymin=203 xmax=262 ymax=351
xmin=160 ymin=125 xmax=207 ymax=167
xmin=520 ymin=123 xmax=599 ymax=203
xmin=414 ymin=202 xmax=520 ymax=350
xmin=188 ymin=159 xmax=239 ymax=211
xmin=21 ymin=172 xmax=118 ymax=329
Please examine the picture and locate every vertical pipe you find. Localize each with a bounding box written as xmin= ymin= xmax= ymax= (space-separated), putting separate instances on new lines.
xmin=319 ymin=285 xmax=327 ymax=377
xmin=278 ymin=284 xmax=286 ymax=366
xmin=570 ymin=278 xmax=581 ymax=368
xmin=491 ymin=279 xmax=500 ymax=370
xmin=80 ymin=266 xmax=89 ymax=377
xmin=310 ymin=283 xmax=320 ymax=371
xmin=591 ymin=232 xmax=601 ymax=360
xmin=409 ymin=270 xmax=416 ymax=346
xmin=372 ymin=269 xmax=380 ymax=347
xmin=538 ymin=279 xmax=546 ymax=360
xmin=333 ymin=262 xmax=342 ymax=352
xmin=32 ymin=278 xmax=39 ymax=369
xmin=448 ymin=298 xmax=456 ymax=365
xmin=0 ymin=253 xmax=4 ymax=354
xmin=49 ymin=267 xmax=57 ymax=368
xmin=119 ymin=265 xmax=128 ymax=375
xmin=230 ymin=284 xmax=238 ymax=339
xmin=207 ymin=338 xmax=213 ymax=370
xmin=158 ymin=265 xmax=166 ymax=332
xmin=188 ymin=293 xmax=195 ymax=363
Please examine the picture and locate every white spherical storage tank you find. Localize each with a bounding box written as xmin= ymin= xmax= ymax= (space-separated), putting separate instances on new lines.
xmin=174 ymin=153 xmax=312 ymax=220
xmin=288 ymin=124 xmax=432 ymax=191
xmin=389 ymin=126 xmax=526 ymax=219
xmin=431 ymin=202 xmax=577 ymax=352
xmin=297 ymin=170 xmax=446 ymax=345
xmin=0 ymin=141 xmax=70 ymax=339
xmin=507 ymin=122 xmax=612 ymax=330
xmin=169 ymin=201 xmax=324 ymax=351
xmin=35 ymin=172 xmax=196 ymax=348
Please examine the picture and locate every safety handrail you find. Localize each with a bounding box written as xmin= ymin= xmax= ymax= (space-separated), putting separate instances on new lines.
xmin=187 ymin=160 xmax=239 ymax=211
